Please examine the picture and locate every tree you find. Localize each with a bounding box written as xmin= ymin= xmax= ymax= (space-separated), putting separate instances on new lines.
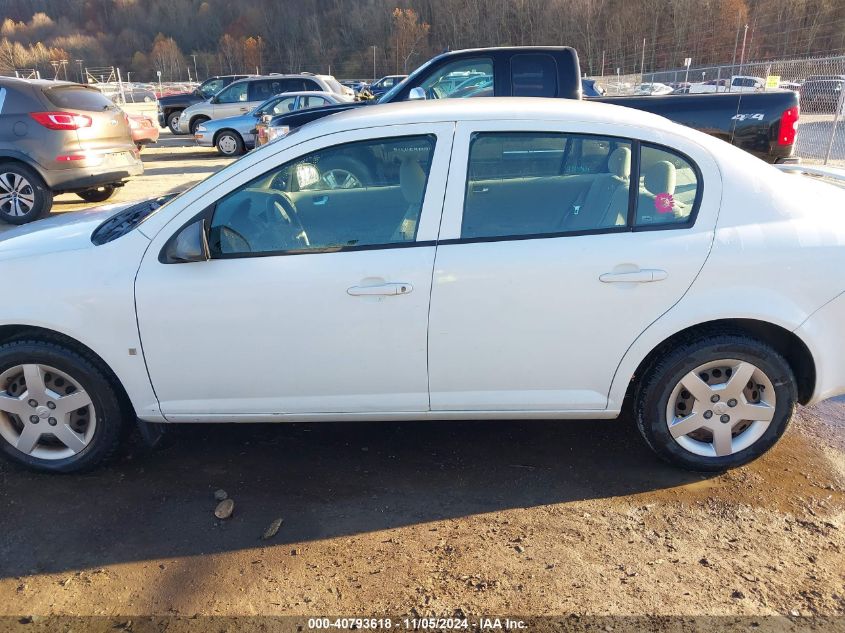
xmin=389 ymin=8 xmax=429 ymax=74
xmin=150 ymin=33 xmax=185 ymax=82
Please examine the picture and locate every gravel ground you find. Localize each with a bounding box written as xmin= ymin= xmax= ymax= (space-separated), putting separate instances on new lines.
xmin=0 ymin=132 xmax=843 ymax=630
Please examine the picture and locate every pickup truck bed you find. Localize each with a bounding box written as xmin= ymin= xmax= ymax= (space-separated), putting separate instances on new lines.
xmin=597 ymin=92 xmax=799 ymax=163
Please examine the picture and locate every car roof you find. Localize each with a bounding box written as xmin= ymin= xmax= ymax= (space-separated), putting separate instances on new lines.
xmin=317 ymin=97 xmax=689 ymax=136
xmin=0 ymin=77 xmax=87 ymax=89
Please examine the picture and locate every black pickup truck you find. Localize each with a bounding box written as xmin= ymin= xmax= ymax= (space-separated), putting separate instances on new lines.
xmin=258 ymin=47 xmax=799 ymax=163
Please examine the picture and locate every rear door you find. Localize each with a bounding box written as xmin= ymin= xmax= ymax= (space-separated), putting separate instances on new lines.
xmin=41 ymin=85 xmax=135 ymax=155
xmin=427 ymin=120 xmax=720 ymax=412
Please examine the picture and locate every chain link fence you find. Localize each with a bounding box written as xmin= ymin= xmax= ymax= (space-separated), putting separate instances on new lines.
xmin=591 ymin=55 xmax=845 ymax=166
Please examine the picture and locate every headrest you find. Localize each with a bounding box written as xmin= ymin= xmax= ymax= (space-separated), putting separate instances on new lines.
xmin=608 ymin=147 xmax=631 ymax=179
xmin=644 ymin=160 xmax=676 ymax=195
xmin=400 ymin=159 xmax=426 ymax=204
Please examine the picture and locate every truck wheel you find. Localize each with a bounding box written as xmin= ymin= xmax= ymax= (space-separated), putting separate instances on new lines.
xmin=167 ymin=111 xmax=183 ymax=135
xmin=77 ymin=185 xmax=118 ymax=203
xmin=635 ymin=332 xmax=796 ymax=471
xmin=0 ymin=163 xmax=52 ymax=225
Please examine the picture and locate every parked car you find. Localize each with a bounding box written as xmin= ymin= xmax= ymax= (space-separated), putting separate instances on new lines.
xmin=196 ymin=91 xmax=348 ymax=156
xmin=0 ymin=77 xmax=143 ymax=224
xmin=341 ymin=80 xmax=369 ymax=96
xmin=635 ymin=82 xmax=674 ymax=96
xmin=689 ymin=76 xmax=765 ymax=94
xmin=367 ymin=75 xmax=407 ymax=98
xmin=156 ymin=75 xmax=253 ymax=134
xmin=128 ymin=114 xmax=160 ymax=152
xmin=260 ymin=47 xmax=801 ymax=164
xmin=177 ymin=75 xmax=353 ymax=135
xmin=800 ymin=79 xmax=845 ymax=113
xmin=581 ymin=78 xmax=605 ymax=97
xmin=1 ymin=97 xmax=843 ymax=474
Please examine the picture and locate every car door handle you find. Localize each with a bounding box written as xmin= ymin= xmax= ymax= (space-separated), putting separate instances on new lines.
xmin=599 ymin=269 xmax=668 ymax=283
xmin=347 ymin=283 xmax=413 ymax=296
xmin=312 ymin=196 xmax=329 ymax=206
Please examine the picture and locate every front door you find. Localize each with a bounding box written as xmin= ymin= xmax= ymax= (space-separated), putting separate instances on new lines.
xmin=135 ymin=124 xmax=454 ymax=419
xmin=427 ymin=122 xmax=719 ymax=411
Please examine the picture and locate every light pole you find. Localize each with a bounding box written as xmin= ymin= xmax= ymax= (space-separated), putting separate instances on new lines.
xmin=372 ymin=46 xmax=377 ymax=82
xmin=76 ymin=59 xmax=84 ymax=83
xmin=191 ymin=54 xmax=199 ymax=81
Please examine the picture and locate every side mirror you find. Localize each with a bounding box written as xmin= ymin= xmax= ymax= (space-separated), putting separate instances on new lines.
xmin=210 ymin=95 xmax=219 ymax=104
xmin=408 ymin=87 xmax=426 ymax=101
xmin=162 ymin=219 xmax=210 ymax=264
xmin=260 ymin=113 xmax=273 ymax=124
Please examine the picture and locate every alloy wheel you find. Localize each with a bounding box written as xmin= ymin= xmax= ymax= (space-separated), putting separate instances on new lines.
xmin=0 ymin=172 xmax=35 ymax=218
xmin=321 ymin=169 xmax=362 ymax=189
xmin=665 ymin=359 xmax=776 ymax=458
xmin=0 ymin=364 xmax=96 ymax=460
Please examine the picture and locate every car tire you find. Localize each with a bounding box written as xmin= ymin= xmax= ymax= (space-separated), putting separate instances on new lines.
xmin=317 ymin=156 xmax=372 ymax=189
xmin=216 ymin=130 xmax=245 ymax=156
xmin=76 ymin=185 xmax=118 ymax=203
xmin=189 ymin=116 xmax=210 ymax=135
xmin=0 ymin=339 xmax=128 ymax=473
xmin=634 ymin=332 xmax=796 ymax=472
xmin=167 ymin=111 xmax=183 ymax=135
xmin=0 ymin=162 xmax=52 ymax=225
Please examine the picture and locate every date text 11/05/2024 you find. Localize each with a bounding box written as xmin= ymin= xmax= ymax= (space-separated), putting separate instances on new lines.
xmin=307 ymin=617 xmax=528 ymax=630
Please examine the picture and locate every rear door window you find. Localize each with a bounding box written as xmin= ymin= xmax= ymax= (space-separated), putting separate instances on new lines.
xmin=43 ymin=86 xmax=116 ymax=111
xmin=462 ymin=132 xmax=632 ymax=239
xmin=634 ymin=145 xmax=700 ymax=228
xmin=511 ymin=54 xmax=557 ymax=97
xmin=248 ymin=80 xmax=273 ymax=102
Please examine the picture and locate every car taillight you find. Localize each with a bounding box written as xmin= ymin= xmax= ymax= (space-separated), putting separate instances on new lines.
xmin=778 ymin=106 xmax=799 ymax=146
xmin=30 ymin=112 xmax=93 ymax=131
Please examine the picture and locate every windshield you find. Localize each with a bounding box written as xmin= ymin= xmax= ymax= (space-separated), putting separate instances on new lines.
xmin=377 ymin=58 xmax=439 ymax=103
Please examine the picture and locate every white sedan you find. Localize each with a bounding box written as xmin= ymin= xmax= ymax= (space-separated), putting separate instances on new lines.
xmin=1 ymin=98 xmax=844 ymax=473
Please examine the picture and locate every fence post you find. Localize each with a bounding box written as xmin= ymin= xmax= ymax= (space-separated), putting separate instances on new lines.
xmin=824 ymin=87 xmax=845 ymax=165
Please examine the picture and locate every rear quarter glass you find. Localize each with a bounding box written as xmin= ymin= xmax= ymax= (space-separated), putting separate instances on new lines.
xmin=42 ymin=86 xmax=117 ymax=112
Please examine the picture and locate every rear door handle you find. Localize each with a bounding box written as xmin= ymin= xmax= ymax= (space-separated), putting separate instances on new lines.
xmin=347 ymin=283 xmax=413 ymax=296
xmin=313 ymin=195 xmax=329 ymax=206
xmin=599 ymin=269 xmax=668 ymax=283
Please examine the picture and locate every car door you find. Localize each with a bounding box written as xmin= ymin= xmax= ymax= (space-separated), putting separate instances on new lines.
xmin=427 ymin=120 xmax=720 ymax=412
xmin=212 ymin=81 xmax=250 ymax=119
xmin=135 ymin=123 xmax=454 ymax=420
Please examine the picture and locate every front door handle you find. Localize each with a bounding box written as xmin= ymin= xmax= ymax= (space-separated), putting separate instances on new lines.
xmin=599 ymin=269 xmax=668 ymax=283
xmin=347 ymin=283 xmax=413 ymax=296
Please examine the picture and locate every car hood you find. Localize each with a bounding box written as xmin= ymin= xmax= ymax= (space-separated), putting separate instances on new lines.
xmin=205 ymin=113 xmax=254 ymax=129
xmin=0 ymin=202 xmax=143 ymax=261
xmin=158 ymin=93 xmax=202 ymax=106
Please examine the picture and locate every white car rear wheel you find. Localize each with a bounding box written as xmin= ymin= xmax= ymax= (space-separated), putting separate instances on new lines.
xmin=635 ymin=333 xmax=796 ymax=471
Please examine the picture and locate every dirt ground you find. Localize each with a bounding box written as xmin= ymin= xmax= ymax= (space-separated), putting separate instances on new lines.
xmin=0 ymin=133 xmax=844 ymax=630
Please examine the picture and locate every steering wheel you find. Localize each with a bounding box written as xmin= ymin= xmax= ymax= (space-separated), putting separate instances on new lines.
xmin=264 ymin=193 xmax=310 ymax=249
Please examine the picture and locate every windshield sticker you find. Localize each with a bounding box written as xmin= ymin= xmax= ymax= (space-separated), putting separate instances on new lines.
xmin=655 ymin=192 xmax=675 ymax=214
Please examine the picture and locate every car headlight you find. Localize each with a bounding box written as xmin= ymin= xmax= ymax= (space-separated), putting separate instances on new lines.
xmin=267 ymin=125 xmax=290 ymax=142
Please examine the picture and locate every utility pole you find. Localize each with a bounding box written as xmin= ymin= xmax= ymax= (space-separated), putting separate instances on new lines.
xmin=600 ymin=50 xmax=605 ymax=78
xmin=640 ymin=38 xmax=646 ymax=83
xmin=737 ymin=24 xmax=749 ymax=78
xmin=372 ymin=46 xmax=377 ymax=82
xmin=76 ymin=59 xmax=84 ymax=83
xmin=191 ymin=54 xmax=199 ymax=82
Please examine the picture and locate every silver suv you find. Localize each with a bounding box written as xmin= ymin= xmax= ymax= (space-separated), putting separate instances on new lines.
xmin=177 ymin=74 xmax=353 ymax=134
xmin=0 ymin=77 xmax=142 ymax=224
